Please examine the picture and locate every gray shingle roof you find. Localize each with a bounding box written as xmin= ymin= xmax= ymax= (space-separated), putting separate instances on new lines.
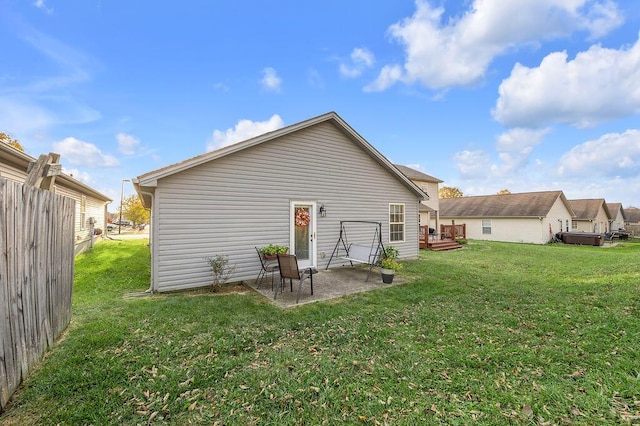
xmin=625 ymin=207 xmax=640 ymax=223
xmin=440 ymin=190 xmax=571 ymax=218
xmin=606 ymin=202 xmax=624 ymax=219
xmin=419 ymin=202 xmax=435 ymax=213
xmin=394 ymin=165 xmax=443 ymax=183
xmin=568 ymin=199 xmax=610 ymax=220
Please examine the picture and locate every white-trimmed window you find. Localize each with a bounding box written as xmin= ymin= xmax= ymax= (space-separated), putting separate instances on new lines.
xmin=80 ymin=196 xmax=87 ymax=230
xmin=389 ymin=203 xmax=405 ymax=242
xmin=482 ymin=219 xmax=492 ymax=234
xmin=571 ymin=221 xmax=578 ymax=230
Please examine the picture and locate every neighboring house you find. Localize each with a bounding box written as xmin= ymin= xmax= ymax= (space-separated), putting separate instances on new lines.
xmin=134 ymin=112 xmax=427 ymax=293
xmin=624 ymin=207 xmax=640 ymax=226
xmin=624 ymin=207 xmax=640 ymax=237
xmin=606 ymin=203 xmax=626 ymax=231
xmin=568 ymin=199 xmax=611 ymax=233
xmin=440 ymin=190 xmax=575 ymax=244
xmin=394 ymin=165 xmax=442 ymax=230
xmin=0 ymin=142 xmax=112 ymax=255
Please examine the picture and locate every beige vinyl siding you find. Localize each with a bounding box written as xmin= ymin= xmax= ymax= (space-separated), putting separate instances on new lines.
xmin=442 ymin=195 xmax=573 ymax=244
xmin=573 ymin=220 xmax=593 ymax=232
xmin=151 ymin=121 xmax=420 ymax=292
xmin=544 ymin=197 xmax=573 ymax=236
xmin=0 ymin=165 xmax=27 ymax=182
xmin=54 ymin=186 xmax=109 ymax=254
xmin=445 ymin=217 xmax=544 ymax=243
xmin=415 ymin=179 xmax=439 ymax=229
xmin=610 ymin=208 xmax=625 ymax=231
xmin=573 ymin=205 xmax=609 ymax=233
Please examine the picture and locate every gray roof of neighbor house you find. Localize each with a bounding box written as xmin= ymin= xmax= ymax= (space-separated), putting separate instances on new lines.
xmin=134 ymin=111 xmax=428 ymax=207
xmin=568 ymin=199 xmax=611 ymax=220
xmin=606 ymin=202 xmax=625 ymax=219
xmin=625 ymin=207 xmax=640 ymax=223
xmin=419 ymin=203 xmax=435 ymax=213
xmin=394 ymin=165 xmax=443 ymax=183
xmin=0 ymin=142 xmax=112 ymax=201
xmin=440 ymin=190 xmax=574 ymax=218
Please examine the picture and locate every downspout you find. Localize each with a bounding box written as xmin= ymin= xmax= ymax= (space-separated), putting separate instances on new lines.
xmin=138 ymin=188 xmax=155 ymax=294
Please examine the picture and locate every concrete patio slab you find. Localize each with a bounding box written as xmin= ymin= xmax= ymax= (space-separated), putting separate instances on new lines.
xmin=247 ymin=265 xmax=407 ymax=308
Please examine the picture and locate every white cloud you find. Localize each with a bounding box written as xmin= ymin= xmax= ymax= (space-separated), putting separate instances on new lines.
xmin=453 ymin=149 xmax=493 ymax=179
xmin=53 ymin=137 xmax=119 ymax=167
xmin=207 ymin=114 xmax=285 ymax=151
xmin=0 ymin=95 xmax=100 ymax=137
xmin=364 ymin=65 xmax=404 ymax=92
xmin=558 ymin=129 xmax=640 ymax=178
xmin=116 ymin=133 xmax=140 ymax=155
xmin=452 ymin=128 xmax=550 ymax=180
xmin=260 ymin=67 xmax=282 ymax=92
xmin=33 ymin=0 xmax=53 ymax=13
xmin=0 ymin=25 xmax=100 ymax=139
xmin=493 ymin=36 xmax=640 ymax=128
xmin=340 ymin=48 xmax=375 ymax=78
xmin=19 ymin=26 xmax=94 ymax=91
xmin=61 ymin=168 xmax=91 ymax=184
xmin=0 ymin=96 xmax=55 ymax=134
xmin=367 ymin=0 xmax=622 ymax=91
xmin=495 ymin=127 xmax=550 ymax=175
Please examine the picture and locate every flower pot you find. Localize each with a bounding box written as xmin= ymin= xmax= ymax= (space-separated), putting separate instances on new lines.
xmin=263 ymin=254 xmax=277 ymax=260
xmin=381 ymin=268 xmax=395 ymax=284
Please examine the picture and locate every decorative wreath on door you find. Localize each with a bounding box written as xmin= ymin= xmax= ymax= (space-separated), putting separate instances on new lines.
xmin=295 ymin=208 xmax=310 ymax=227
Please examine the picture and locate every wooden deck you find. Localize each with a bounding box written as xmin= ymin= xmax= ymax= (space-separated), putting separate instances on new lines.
xmin=426 ymin=238 xmax=463 ymax=251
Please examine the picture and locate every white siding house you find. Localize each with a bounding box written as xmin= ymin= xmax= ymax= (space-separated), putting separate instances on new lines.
xmin=606 ymin=203 xmax=625 ymax=231
xmin=440 ymin=191 xmax=575 ymax=244
xmin=134 ymin=112 xmax=427 ymax=293
xmin=568 ymin=199 xmax=611 ymax=233
xmin=0 ymin=143 xmax=112 ymax=255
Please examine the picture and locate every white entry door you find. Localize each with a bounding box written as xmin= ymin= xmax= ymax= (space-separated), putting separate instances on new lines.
xmin=290 ymin=201 xmax=317 ymax=269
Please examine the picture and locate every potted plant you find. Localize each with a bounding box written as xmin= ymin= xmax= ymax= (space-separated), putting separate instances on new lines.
xmin=259 ymin=244 xmax=289 ymax=259
xmin=380 ymin=246 xmax=402 ymax=284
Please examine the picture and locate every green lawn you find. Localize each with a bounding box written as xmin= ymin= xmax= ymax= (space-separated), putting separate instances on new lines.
xmin=2 ymin=239 xmax=639 ymax=425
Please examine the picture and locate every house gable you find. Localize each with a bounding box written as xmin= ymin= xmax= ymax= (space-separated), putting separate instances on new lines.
xmin=135 ymin=113 xmax=426 ymax=292
xmin=439 ymin=191 xmax=574 ymax=244
xmin=136 ymin=112 xmax=426 ymax=205
xmin=568 ymin=199 xmax=611 ymax=233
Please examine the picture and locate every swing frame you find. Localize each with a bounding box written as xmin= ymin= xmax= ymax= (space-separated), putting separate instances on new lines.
xmin=325 ymin=221 xmax=385 ymax=281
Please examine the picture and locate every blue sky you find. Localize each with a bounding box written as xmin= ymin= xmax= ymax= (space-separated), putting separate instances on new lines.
xmin=1 ymin=0 xmax=640 ymax=208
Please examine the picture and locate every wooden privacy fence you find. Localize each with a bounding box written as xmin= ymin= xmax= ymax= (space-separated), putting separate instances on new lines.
xmin=0 ymin=177 xmax=75 ymax=412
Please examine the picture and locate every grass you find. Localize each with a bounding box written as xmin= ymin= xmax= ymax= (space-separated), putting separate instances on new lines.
xmin=2 ymin=239 xmax=640 ymax=425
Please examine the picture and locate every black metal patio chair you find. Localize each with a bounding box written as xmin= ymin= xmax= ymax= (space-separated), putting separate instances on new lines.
xmin=255 ymin=247 xmax=279 ymax=290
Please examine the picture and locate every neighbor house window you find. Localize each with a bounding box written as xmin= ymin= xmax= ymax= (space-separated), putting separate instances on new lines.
xmin=571 ymin=221 xmax=577 ymax=230
xmin=482 ymin=219 xmax=492 ymax=234
xmin=80 ymin=196 xmax=86 ymax=230
xmin=389 ymin=203 xmax=405 ymax=242
xmin=565 ymin=220 xmax=569 ymax=232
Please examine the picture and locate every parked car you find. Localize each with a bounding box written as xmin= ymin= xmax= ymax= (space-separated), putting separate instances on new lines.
xmin=106 ymin=223 xmax=116 ymax=231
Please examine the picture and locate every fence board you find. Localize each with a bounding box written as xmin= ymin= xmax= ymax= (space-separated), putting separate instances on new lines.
xmin=0 ymin=178 xmax=75 ymax=412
